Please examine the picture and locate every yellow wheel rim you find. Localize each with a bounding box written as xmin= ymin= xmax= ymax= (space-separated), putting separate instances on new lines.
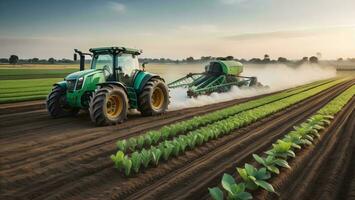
xmin=106 ymin=94 xmax=123 ymax=118
xmin=151 ymin=87 xmax=165 ymax=110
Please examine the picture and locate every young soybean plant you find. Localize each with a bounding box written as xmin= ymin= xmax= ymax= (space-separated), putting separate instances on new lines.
xmin=252 ymin=154 xmax=290 ymax=174
xmin=209 ymin=173 xmax=252 ymax=200
xmin=110 ymin=151 xmax=132 ymax=176
xmin=237 ymin=163 xmax=276 ymax=194
xmin=265 ymin=140 xmax=295 ymax=159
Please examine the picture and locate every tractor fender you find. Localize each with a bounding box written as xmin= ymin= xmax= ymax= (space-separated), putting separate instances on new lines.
xmin=54 ymin=81 xmax=67 ymax=89
xmin=134 ymin=71 xmax=165 ymax=93
xmin=96 ymin=82 xmax=128 ymax=94
xmin=96 ymin=81 xmax=128 ymax=95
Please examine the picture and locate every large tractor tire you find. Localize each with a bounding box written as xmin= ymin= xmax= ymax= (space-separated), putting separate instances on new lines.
xmin=89 ymin=85 xmax=128 ymax=126
xmin=46 ymin=85 xmax=79 ymax=118
xmin=138 ymin=78 xmax=169 ymax=116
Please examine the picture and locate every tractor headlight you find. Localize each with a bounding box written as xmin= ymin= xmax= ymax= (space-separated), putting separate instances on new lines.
xmin=76 ymin=77 xmax=84 ymax=90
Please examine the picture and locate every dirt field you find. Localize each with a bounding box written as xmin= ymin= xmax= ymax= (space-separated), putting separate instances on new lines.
xmin=0 ymin=79 xmax=354 ymax=200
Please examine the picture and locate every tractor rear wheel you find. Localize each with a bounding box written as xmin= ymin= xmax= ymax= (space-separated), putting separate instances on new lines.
xmin=89 ymin=85 xmax=128 ymax=126
xmin=46 ymin=85 xmax=79 ymax=118
xmin=138 ymin=78 xmax=169 ymax=116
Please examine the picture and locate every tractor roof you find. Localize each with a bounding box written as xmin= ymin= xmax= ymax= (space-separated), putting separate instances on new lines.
xmin=89 ymin=46 xmax=142 ymax=55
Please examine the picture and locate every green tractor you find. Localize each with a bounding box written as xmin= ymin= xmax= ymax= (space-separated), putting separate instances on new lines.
xmin=46 ymin=47 xmax=170 ymax=126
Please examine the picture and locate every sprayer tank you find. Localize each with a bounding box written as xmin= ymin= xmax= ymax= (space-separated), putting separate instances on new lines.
xmin=206 ymin=60 xmax=243 ymax=76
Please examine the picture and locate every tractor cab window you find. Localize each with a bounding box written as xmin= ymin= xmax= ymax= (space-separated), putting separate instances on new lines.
xmin=91 ymin=54 xmax=114 ymax=78
xmin=116 ymin=54 xmax=139 ymax=76
xmin=116 ymin=54 xmax=139 ymax=85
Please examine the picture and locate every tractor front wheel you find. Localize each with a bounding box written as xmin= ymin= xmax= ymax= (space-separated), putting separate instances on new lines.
xmin=89 ymin=85 xmax=128 ymax=126
xmin=46 ymin=85 xmax=79 ymax=118
xmin=138 ymin=78 xmax=169 ymax=116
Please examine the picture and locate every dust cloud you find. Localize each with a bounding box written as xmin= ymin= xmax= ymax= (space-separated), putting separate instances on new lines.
xmin=168 ymin=64 xmax=336 ymax=110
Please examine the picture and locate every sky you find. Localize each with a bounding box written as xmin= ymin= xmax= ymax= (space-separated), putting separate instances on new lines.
xmin=0 ymin=0 xmax=354 ymax=60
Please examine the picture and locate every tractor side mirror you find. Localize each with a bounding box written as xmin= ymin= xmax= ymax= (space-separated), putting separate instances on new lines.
xmin=142 ymin=62 xmax=148 ymax=71
xmin=74 ymin=53 xmax=77 ymax=61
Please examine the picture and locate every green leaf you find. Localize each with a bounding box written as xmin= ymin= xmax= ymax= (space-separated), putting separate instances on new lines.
xmin=137 ymin=136 xmax=145 ymax=149
xmin=128 ymin=138 xmax=137 ymax=151
xmin=256 ymin=168 xmax=271 ymax=180
xmin=267 ymin=165 xmax=280 ymax=174
xmin=144 ymin=136 xmax=152 ymax=147
xmin=151 ymin=148 xmax=162 ymax=166
xmin=237 ymin=167 xmax=250 ymax=183
xmin=244 ymin=164 xmax=256 ymax=176
xmin=141 ymin=149 xmax=151 ymax=168
xmin=254 ymin=180 xmax=275 ymax=193
xmin=221 ymin=173 xmax=236 ymax=194
xmin=253 ymin=154 xmax=265 ymax=166
xmin=236 ymin=192 xmax=253 ymax=200
xmin=116 ymin=140 xmax=127 ymax=152
xmin=209 ymin=187 xmax=224 ymax=200
xmin=274 ymin=159 xmax=290 ymax=169
xmin=122 ymin=158 xmax=132 ymax=176
xmin=131 ymin=152 xmax=142 ymax=173
xmin=111 ymin=151 xmax=125 ymax=168
xmin=287 ymin=150 xmax=296 ymax=158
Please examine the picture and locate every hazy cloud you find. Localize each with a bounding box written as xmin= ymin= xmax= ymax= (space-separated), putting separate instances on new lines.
xmin=176 ymin=24 xmax=220 ymax=33
xmin=224 ymin=26 xmax=355 ymax=41
xmin=219 ymin=0 xmax=249 ymax=4
xmin=108 ymin=1 xmax=126 ymax=14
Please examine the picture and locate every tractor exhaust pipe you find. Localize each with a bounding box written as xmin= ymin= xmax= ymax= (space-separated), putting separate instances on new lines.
xmin=74 ymin=49 xmax=92 ymax=71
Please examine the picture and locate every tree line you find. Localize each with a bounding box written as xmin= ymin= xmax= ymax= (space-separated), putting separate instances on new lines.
xmin=2 ymin=54 xmax=354 ymax=65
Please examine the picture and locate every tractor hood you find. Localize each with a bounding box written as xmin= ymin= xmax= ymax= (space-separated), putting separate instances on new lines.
xmin=65 ymin=69 xmax=100 ymax=80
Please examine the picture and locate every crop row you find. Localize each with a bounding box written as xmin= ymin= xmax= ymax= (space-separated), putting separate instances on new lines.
xmin=110 ymin=79 xmax=346 ymax=176
xmin=208 ymin=85 xmax=355 ymax=200
xmin=114 ymin=78 xmax=337 ymax=154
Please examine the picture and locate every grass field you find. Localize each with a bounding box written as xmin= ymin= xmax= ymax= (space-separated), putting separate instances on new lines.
xmin=0 ymin=78 xmax=62 ymax=103
xmin=0 ymin=64 xmax=79 ymax=69
xmin=0 ymin=64 xmax=75 ymax=103
xmin=0 ymin=68 xmax=76 ymax=80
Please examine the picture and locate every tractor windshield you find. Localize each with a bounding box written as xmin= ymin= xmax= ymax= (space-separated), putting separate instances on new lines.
xmin=91 ymin=54 xmax=114 ymax=73
xmin=91 ymin=53 xmax=139 ymax=77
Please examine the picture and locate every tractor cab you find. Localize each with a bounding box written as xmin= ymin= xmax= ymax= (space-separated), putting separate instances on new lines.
xmin=89 ymin=47 xmax=141 ymax=86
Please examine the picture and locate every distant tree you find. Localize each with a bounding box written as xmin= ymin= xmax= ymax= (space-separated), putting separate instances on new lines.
xmin=239 ymin=58 xmax=247 ymax=63
xmin=186 ymin=56 xmax=194 ymax=62
xmin=225 ymin=56 xmax=234 ymax=60
xmin=48 ymin=58 xmax=56 ymax=64
xmin=201 ymin=56 xmax=211 ymax=61
xmin=216 ymin=57 xmax=226 ymax=60
xmin=263 ymin=54 xmax=270 ymax=63
xmin=302 ymin=57 xmax=308 ymax=62
xmin=249 ymin=58 xmax=262 ymax=64
xmin=337 ymin=58 xmax=343 ymax=62
xmin=309 ymin=56 xmax=318 ymax=63
xmin=9 ymin=55 xmax=19 ymax=64
xmin=0 ymin=58 xmax=9 ymax=63
xmin=31 ymin=58 xmax=39 ymax=63
xmin=277 ymin=57 xmax=288 ymax=63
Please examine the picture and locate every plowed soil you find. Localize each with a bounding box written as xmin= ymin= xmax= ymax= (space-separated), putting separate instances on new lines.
xmin=0 ymin=79 xmax=354 ymax=200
